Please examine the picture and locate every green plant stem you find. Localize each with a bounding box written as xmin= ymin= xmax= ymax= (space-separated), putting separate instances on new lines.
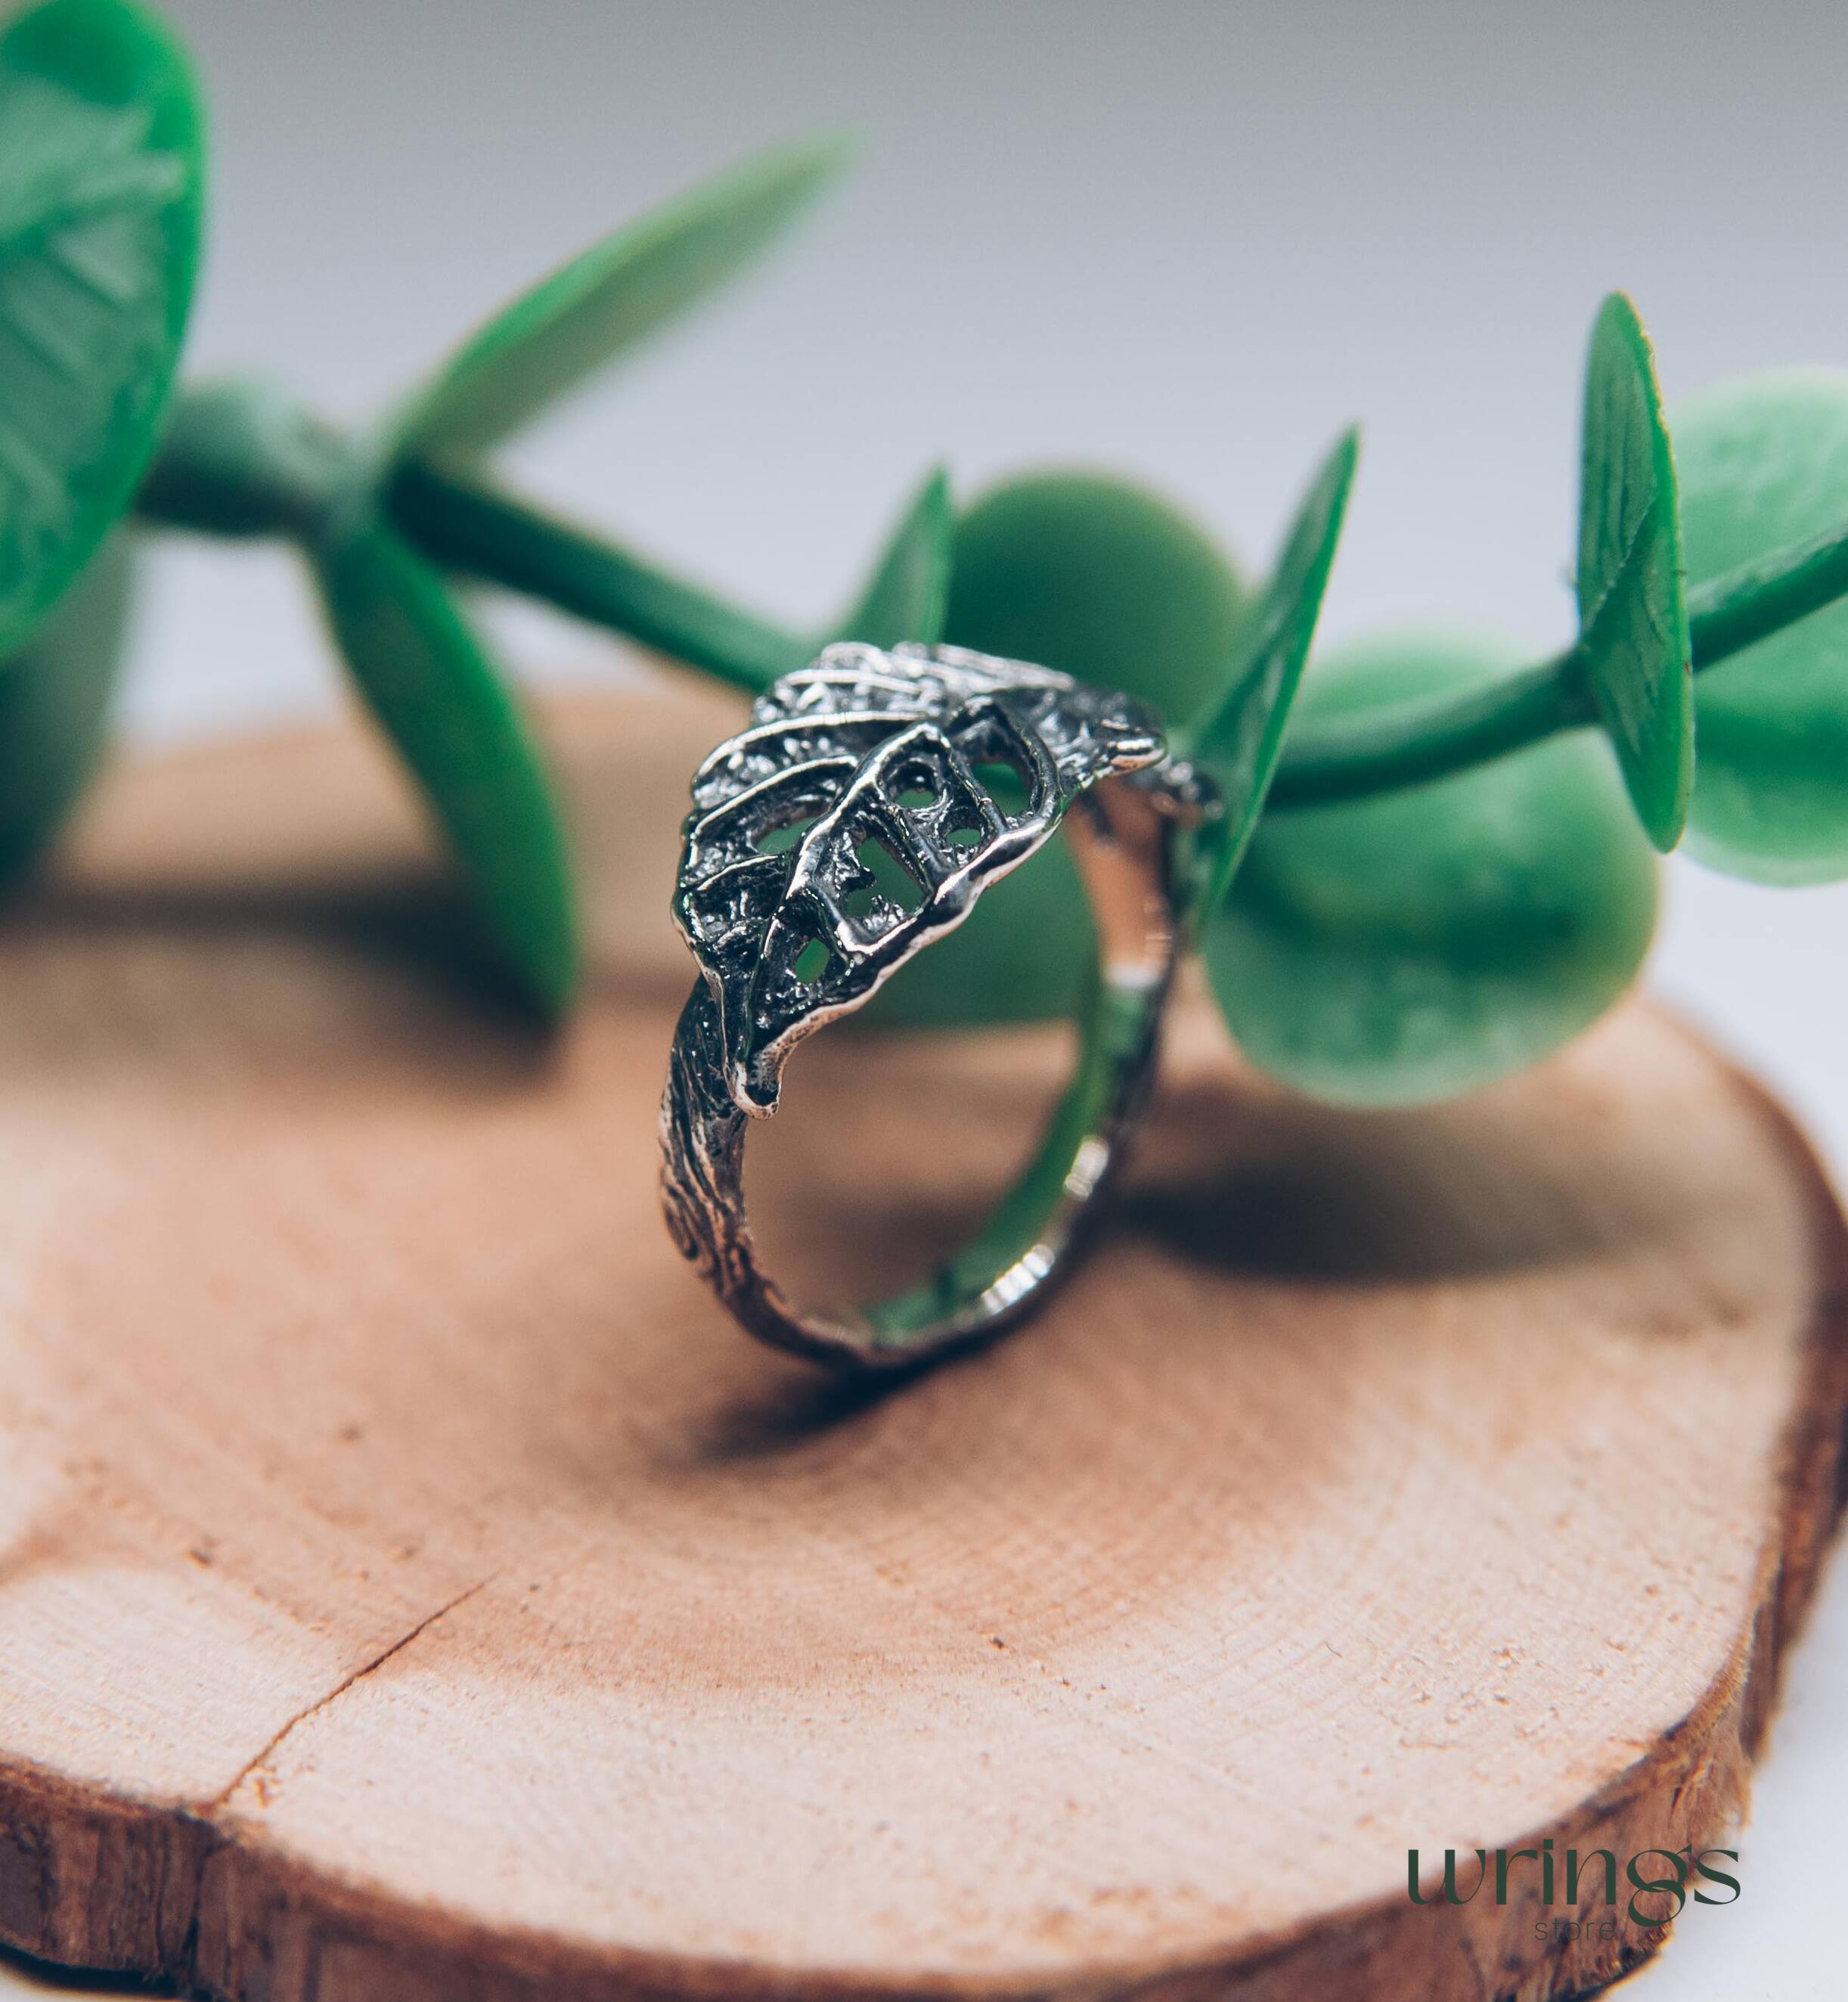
xmin=1683 ymin=513 xmax=1848 ymax=665
xmin=1260 ymin=656 xmax=1589 ymax=809
xmin=135 ymin=380 xmax=811 ymax=694
xmin=1266 ymin=517 xmax=1848 ymax=810
xmin=386 ymin=458 xmax=805 ymax=695
xmin=137 ymin=377 xmax=1848 ymax=812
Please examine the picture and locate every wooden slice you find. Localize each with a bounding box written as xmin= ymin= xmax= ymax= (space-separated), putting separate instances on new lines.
xmin=0 ymin=681 xmax=1843 ymax=2002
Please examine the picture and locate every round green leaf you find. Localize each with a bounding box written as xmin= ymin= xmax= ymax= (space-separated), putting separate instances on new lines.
xmin=867 ymin=471 xmax=1244 ymax=1027
xmin=1205 ymin=629 xmax=1659 ymax=1107
xmin=944 ymin=471 xmax=1245 ymax=725
xmin=0 ymin=529 xmax=133 ymax=884
xmin=1675 ymin=369 xmax=1848 ymax=884
xmin=0 ymin=0 xmax=204 ymax=657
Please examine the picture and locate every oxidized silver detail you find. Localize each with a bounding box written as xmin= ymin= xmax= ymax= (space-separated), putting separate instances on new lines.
xmin=659 ymin=641 xmax=1211 ymax=1368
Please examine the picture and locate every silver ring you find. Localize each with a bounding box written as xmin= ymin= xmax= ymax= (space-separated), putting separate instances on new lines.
xmin=659 ymin=641 xmax=1214 ymax=1369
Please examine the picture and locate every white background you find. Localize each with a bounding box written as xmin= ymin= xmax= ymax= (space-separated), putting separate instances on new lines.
xmin=6 ymin=4 xmax=1846 ymax=1995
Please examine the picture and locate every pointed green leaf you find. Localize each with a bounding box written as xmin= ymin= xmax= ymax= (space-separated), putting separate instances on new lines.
xmin=1205 ymin=629 xmax=1659 ymax=1107
xmin=1574 ymin=293 xmax=1691 ymax=851
xmin=867 ymin=470 xmax=1246 ymax=1026
xmin=314 ymin=514 xmax=578 ymax=1015
xmin=392 ymin=134 xmax=848 ymax=462
xmin=0 ymin=529 xmax=132 ymax=884
xmin=1674 ymin=369 xmax=1848 ymax=885
xmin=826 ymin=465 xmax=952 ymax=650
xmin=0 ymin=0 xmax=203 ymax=656
xmin=1187 ymin=429 xmax=1357 ymax=914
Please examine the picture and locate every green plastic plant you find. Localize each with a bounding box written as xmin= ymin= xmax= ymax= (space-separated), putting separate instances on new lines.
xmin=5 ymin=0 xmax=1846 ymax=1107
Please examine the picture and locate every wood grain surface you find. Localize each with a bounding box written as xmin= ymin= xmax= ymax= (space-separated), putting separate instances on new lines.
xmin=0 ymin=681 xmax=1843 ymax=2002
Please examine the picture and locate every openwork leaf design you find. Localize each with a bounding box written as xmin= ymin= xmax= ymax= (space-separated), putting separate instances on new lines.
xmin=672 ymin=643 xmax=1166 ymax=1109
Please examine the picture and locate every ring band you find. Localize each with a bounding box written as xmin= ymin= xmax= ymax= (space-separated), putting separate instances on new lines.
xmin=659 ymin=642 xmax=1214 ymax=1369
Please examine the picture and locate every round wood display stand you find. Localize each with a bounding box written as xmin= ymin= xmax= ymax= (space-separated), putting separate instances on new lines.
xmin=0 ymin=682 xmax=1843 ymax=2002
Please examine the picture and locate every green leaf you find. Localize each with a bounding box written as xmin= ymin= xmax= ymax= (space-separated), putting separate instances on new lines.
xmin=1574 ymin=292 xmax=1692 ymax=851
xmin=1187 ymin=429 xmax=1357 ymax=913
xmin=392 ymin=133 xmax=848 ymax=462
xmin=1205 ymin=629 xmax=1659 ymax=1107
xmin=941 ymin=470 xmax=1246 ymax=725
xmin=313 ymin=513 xmax=578 ymax=1015
xmin=866 ymin=470 xmax=1246 ymax=1026
xmin=0 ymin=0 xmax=204 ymax=656
xmin=1674 ymin=368 xmax=1848 ymax=885
xmin=0 ymin=529 xmax=132 ymax=883
xmin=826 ymin=465 xmax=953 ymax=650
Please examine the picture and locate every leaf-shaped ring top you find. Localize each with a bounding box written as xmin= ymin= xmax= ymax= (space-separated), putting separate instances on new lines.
xmin=660 ymin=641 xmax=1215 ymax=1369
